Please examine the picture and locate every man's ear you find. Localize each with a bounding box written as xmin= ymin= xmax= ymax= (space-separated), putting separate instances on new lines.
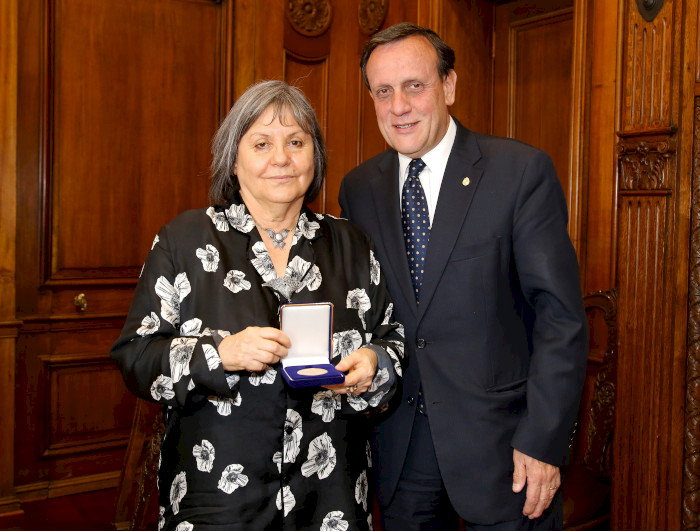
xmin=444 ymin=70 xmax=457 ymax=106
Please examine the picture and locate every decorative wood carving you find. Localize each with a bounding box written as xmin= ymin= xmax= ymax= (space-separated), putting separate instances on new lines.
xmin=582 ymin=290 xmax=618 ymax=473
xmin=621 ymin=1 xmax=673 ymax=132
xmin=614 ymin=191 xmax=670 ymax=529
xmin=358 ymin=0 xmax=387 ymax=35
xmin=616 ymin=138 xmax=676 ymax=190
xmin=684 ymin=96 xmax=700 ymax=531
xmin=635 ymin=0 xmax=665 ymax=22
xmin=130 ymin=409 xmax=164 ymax=531
xmin=285 ymin=0 xmax=331 ymax=37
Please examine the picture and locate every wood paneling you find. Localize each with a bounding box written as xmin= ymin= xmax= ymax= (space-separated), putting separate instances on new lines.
xmin=492 ymin=0 xmax=588 ymax=263
xmin=0 ymin=0 xmax=22 ymax=524
xmin=13 ymin=0 xmax=230 ymax=524
xmin=50 ymin=0 xmax=219 ymax=280
xmin=613 ymin=0 xmax=695 ymax=529
xmin=583 ymin=0 xmax=619 ymax=293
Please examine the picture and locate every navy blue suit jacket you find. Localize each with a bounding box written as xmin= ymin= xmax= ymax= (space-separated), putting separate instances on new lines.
xmin=338 ymin=119 xmax=588 ymax=524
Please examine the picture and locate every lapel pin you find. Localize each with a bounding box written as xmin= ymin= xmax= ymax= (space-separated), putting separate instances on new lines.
xmin=462 ymin=177 xmax=470 ymax=186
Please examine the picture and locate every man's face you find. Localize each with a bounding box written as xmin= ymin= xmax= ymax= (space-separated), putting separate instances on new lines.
xmin=365 ymin=35 xmax=456 ymax=159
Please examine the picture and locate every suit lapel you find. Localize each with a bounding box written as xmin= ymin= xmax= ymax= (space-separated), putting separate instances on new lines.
xmin=369 ymin=154 xmax=419 ymax=316
xmin=418 ymin=124 xmax=483 ymax=321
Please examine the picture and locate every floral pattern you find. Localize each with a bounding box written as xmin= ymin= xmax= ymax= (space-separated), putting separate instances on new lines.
xmin=284 ymin=409 xmax=303 ymax=463
xmin=218 ymin=463 xmax=249 ymax=494
xmin=196 ymin=244 xmax=220 ymax=272
xmin=137 ymin=312 xmax=160 ymax=336
xmin=169 ymin=472 xmax=187 ymax=515
xmin=192 ymin=440 xmax=215 ymax=472
xmin=276 ymin=485 xmax=296 ymax=517
xmin=223 ymin=269 xmax=251 ymax=294
xmin=301 ymin=433 xmax=337 ymax=480
xmin=369 ymin=250 xmax=380 ymax=286
xmin=110 ymin=199 xmax=404 ymax=529
xmin=155 ymin=273 xmax=191 ymax=327
xmin=169 ymin=337 xmax=197 ymax=383
xmin=355 ymin=470 xmax=368 ymax=511
xmin=311 ymin=390 xmax=341 ymax=422
xmin=321 ymin=511 xmax=349 ymax=531
xmin=332 ymin=330 xmax=363 ymax=359
xmin=249 ymin=367 xmax=277 ymax=386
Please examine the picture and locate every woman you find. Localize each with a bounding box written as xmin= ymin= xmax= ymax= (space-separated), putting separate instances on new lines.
xmin=111 ymin=80 xmax=405 ymax=530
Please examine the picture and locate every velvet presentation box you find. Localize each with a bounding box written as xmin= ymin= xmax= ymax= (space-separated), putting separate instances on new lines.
xmin=280 ymin=302 xmax=345 ymax=388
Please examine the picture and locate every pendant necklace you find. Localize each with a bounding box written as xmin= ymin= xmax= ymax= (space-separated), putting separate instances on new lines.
xmin=253 ymin=216 xmax=297 ymax=250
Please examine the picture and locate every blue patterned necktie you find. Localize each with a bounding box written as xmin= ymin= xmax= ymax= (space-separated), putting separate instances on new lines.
xmin=401 ymin=158 xmax=430 ymax=301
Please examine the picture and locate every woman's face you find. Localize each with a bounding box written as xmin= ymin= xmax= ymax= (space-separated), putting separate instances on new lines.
xmin=234 ymin=105 xmax=315 ymax=213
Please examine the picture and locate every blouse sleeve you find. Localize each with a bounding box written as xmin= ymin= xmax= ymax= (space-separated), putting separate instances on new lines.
xmin=110 ymin=225 xmax=234 ymax=408
xmin=342 ymin=246 xmax=406 ymax=414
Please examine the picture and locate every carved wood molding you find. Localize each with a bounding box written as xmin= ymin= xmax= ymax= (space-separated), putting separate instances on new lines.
xmin=131 ymin=409 xmax=164 ymax=531
xmin=617 ymin=137 xmax=676 ymax=190
xmin=286 ymin=0 xmax=332 ymax=36
xmin=358 ymin=0 xmax=387 ymax=35
xmin=582 ymin=289 xmax=618 ymax=473
xmin=683 ymin=96 xmax=700 ymax=530
xmin=621 ymin=1 xmax=673 ymax=132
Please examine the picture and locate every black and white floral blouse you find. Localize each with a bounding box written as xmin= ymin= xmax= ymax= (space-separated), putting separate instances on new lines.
xmin=111 ymin=196 xmax=405 ymax=531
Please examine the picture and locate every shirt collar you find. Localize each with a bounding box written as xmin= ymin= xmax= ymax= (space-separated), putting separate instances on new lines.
xmin=398 ymin=116 xmax=456 ymax=178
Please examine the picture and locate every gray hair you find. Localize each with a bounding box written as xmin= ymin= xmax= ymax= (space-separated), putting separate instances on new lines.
xmin=209 ymin=80 xmax=327 ymax=205
xmin=360 ymin=22 xmax=456 ymax=90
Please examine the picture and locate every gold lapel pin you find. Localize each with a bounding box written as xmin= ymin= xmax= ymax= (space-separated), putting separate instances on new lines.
xmin=462 ymin=177 xmax=470 ymax=186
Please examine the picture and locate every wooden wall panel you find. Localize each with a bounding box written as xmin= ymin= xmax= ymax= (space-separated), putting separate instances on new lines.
xmin=51 ymin=0 xmax=219 ymax=280
xmin=492 ymin=0 xmax=586 ymax=263
xmin=45 ymin=355 xmax=133 ymax=453
xmin=0 ymin=0 xmax=22 ymax=524
xmin=13 ymin=0 xmax=229 ymax=521
xmin=615 ymin=192 xmax=671 ymax=528
xmin=440 ymin=0 xmax=493 ymax=136
xmin=583 ymin=0 xmax=619 ymax=293
xmin=511 ymin=12 xmax=574 ymax=195
xmin=284 ymin=53 xmax=329 ymax=213
xmin=613 ymin=0 xmax=695 ymax=529
xmin=621 ymin=5 xmax=673 ymax=132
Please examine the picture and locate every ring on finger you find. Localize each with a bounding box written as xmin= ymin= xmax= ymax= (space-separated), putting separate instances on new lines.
xmin=346 ymin=384 xmax=358 ymax=393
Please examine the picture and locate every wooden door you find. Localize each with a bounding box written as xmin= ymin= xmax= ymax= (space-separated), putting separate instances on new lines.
xmin=492 ymin=0 xmax=586 ymax=258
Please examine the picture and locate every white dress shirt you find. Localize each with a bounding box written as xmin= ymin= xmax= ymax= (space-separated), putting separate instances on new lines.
xmin=398 ymin=117 xmax=457 ymax=226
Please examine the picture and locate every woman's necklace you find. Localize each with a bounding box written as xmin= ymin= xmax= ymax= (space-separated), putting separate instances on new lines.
xmin=253 ymin=216 xmax=297 ymax=249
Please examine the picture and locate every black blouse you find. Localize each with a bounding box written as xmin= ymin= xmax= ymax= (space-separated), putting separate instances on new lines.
xmin=111 ymin=197 xmax=405 ymax=530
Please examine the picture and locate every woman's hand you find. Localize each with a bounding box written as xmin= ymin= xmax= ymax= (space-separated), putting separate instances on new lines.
xmin=218 ymin=327 xmax=290 ymax=372
xmin=324 ymin=347 xmax=378 ymax=394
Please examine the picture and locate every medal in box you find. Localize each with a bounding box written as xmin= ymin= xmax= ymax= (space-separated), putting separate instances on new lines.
xmin=279 ymin=302 xmax=345 ymax=388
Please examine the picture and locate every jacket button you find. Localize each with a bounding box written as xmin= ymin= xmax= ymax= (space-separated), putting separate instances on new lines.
xmin=416 ymin=338 xmax=426 ymax=349
xmin=407 ymin=396 xmax=415 ymax=406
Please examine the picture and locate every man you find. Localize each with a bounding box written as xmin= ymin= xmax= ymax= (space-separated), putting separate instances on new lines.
xmin=338 ymin=23 xmax=588 ymax=530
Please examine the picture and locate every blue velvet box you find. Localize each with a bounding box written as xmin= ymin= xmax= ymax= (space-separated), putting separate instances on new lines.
xmin=280 ymin=302 xmax=345 ymax=388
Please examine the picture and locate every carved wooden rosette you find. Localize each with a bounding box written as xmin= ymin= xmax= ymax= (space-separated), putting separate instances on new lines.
xmin=683 ymin=97 xmax=700 ymax=530
xmin=358 ymin=0 xmax=388 ymax=35
xmin=286 ymin=0 xmax=332 ymax=36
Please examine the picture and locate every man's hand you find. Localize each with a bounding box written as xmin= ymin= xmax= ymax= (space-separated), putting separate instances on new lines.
xmin=512 ymin=449 xmax=560 ymax=519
